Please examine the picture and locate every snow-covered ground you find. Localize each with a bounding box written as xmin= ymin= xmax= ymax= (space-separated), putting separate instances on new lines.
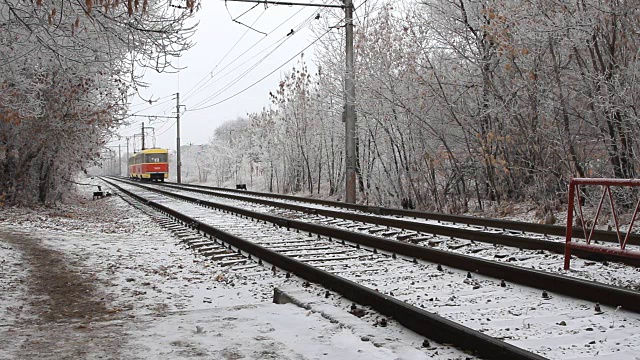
xmin=0 ymin=184 xmax=471 ymax=359
xmin=109 ymin=178 xmax=640 ymax=359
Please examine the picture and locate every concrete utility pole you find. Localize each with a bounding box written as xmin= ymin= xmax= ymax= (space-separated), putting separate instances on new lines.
xmin=344 ymin=0 xmax=357 ymax=204
xmin=141 ymin=122 xmax=145 ymax=150
xmin=176 ymin=92 xmax=182 ymax=183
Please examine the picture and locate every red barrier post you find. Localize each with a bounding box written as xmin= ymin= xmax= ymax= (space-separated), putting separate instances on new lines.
xmin=564 ymin=180 xmax=575 ymax=270
xmin=565 ymin=178 xmax=640 ymax=269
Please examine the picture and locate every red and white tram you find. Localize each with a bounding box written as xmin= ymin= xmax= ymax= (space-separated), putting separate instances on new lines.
xmin=128 ymin=148 xmax=169 ymax=182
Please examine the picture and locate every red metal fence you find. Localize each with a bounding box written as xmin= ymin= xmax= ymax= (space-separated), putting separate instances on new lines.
xmin=565 ymin=178 xmax=640 ymax=269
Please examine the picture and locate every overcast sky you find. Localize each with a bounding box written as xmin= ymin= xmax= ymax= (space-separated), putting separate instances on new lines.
xmin=115 ymin=1 xmax=333 ymax=153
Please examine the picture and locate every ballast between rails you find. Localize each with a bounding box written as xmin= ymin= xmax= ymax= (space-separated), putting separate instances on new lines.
xmin=156 ymin=181 xmax=640 ymax=266
xmin=164 ymin=180 xmax=640 ymax=246
xmin=102 ymin=177 xmax=546 ymax=360
xmin=107 ymin=177 xmax=640 ymax=314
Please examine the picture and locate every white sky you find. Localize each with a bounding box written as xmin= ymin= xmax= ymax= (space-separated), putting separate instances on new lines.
xmin=115 ymin=1 xmax=334 ymax=152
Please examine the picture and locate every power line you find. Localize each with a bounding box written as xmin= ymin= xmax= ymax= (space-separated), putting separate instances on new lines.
xmin=181 ymin=5 xmax=309 ymax=104
xmin=187 ymin=35 xmax=291 ymax=109
xmin=188 ymin=10 xmax=320 ymax=110
xmin=128 ymin=95 xmax=177 ymax=116
xmin=187 ymin=24 xmax=335 ymax=112
xmin=186 ymin=0 xmax=339 ymax=110
xmin=227 ymin=3 xmax=267 ymax=34
xmin=154 ymin=117 xmax=175 ymax=134
xmin=180 ymin=7 xmax=268 ymax=101
xmin=128 ymin=93 xmax=176 ymax=108
xmin=156 ymin=120 xmax=178 ymax=136
xmin=187 ymin=34 xmax=290 ymax=105
xmin=123 ymin=0 xmax=352 ymax=151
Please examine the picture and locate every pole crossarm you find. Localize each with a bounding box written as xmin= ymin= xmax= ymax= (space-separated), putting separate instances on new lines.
xmin=223 ymin=0 xmax=345 ymax=8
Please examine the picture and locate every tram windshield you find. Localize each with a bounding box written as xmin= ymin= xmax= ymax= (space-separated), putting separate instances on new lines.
xmin=145 ymin=153 xmax=167 ymax=163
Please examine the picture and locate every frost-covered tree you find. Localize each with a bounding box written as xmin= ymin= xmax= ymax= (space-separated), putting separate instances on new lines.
xmin=0 ymin=0 xmax=199 ymax=204
xmin=239 ymin=0 xmax=640 ymax=218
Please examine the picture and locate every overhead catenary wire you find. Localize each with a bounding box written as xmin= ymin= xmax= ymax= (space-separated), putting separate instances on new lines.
xmin=227 ymin=2 xmax=267 ymax=34
xmin=187 ymin=33 xmax=292 ymax=106
xmin=187 ymin=24 xmax=335 ymax=112
xmin=181 ymin=5 xmax=309 ymax=104
xmin=156 ymin=120 xmax=178 ymax=136
xmin=128 ymin=93 xmax=176 ymax=109
xmin=187 ymin=35 xmax=292 ymax=109
xmin=188 ymin=10 xmax=320 ymax=110
xmin=187 ymin=0 xmax=368 ymax=112
xmin=128 ymin=95 xmax=176 ymax=116
xmin=127 ymin=94 xmax=175 ymax=126
xmin=153 ymin=117 xmax=174 ymax=134
xmin=121 ymin=0 xmax=346 ymax=143
xmin=119 ymin=100 xmax=177 ymax=139
xmin=120 ymin=96 xmax=178 ymax=140
xmin=154 ymin=111 xmax=181 ymax=134
xmin=180 ymin=6 xmax=268 ymax=102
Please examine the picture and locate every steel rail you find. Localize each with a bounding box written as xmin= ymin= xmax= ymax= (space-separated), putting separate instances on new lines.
xmin=102 ymin=177 xmax=546 ymax=360
xmin=156 ymin=181 xmax=640 ymax=266
xmin=164 ymin=181 xmax=640 ymax=245
xmin=108 ymin=177 xmax=640 ymax=313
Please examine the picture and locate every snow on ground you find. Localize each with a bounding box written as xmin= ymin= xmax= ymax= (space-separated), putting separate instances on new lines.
xmin=0 ymin=184 xmax=471 ymax=359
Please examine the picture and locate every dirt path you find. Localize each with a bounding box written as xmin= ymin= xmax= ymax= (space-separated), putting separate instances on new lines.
xmin=0 ymin=230 xmax=126 ymax=360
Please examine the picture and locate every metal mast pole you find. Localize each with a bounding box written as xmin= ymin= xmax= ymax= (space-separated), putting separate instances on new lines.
xmin=126 ymin=137 xmax=130 ymax=177
xmin=344 ymin=0 xmax=356 ymax=204
xmin=141 ymin=122 xmax=145 ymax=150
xmin=176 ymin=92 xmax=182 ymax=183
xmin=110 ymin=150 xmax=115 ymax=175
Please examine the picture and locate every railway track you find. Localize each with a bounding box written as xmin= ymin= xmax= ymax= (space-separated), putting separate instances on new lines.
xmin=126 ymin=179 xmax=640 ymax=291
xmin=161 ymin=180 xmax=640 ymax=246
xmin=103 ymin=177 xmax=640 ymax=359
xmin=148 ymin=180 xmax=640 ymax=269
xmin=109 ymin=177 xmax=640 ymax=306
